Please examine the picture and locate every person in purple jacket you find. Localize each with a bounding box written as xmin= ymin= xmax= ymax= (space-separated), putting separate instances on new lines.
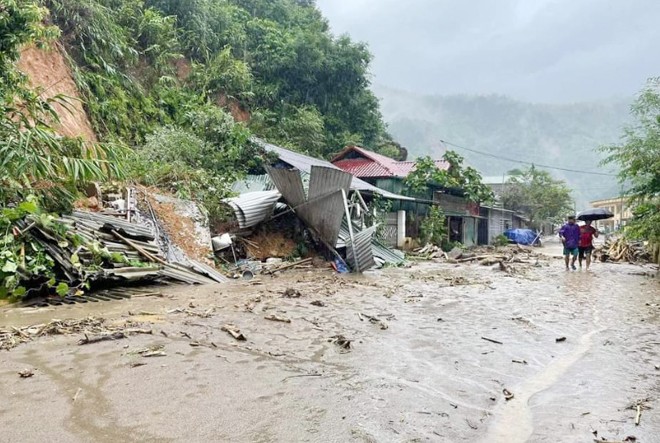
xmin=558 ymin=215 xmax=581 ymax=270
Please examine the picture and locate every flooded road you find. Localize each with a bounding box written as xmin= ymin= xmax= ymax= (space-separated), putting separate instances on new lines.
xmin=0 ymin=245 xmax=658 ymax=442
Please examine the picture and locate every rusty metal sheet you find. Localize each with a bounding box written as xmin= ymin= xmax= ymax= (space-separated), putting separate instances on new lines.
xmin=265 ymin=166 xmax=306 ymax=208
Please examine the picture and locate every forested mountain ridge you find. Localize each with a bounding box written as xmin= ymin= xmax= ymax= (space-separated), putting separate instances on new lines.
xmin=376 ymin=85 xmax=632 ymax=207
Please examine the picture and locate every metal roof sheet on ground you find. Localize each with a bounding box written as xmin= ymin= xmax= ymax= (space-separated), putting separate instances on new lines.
xmin=255 ymin=139 xmax=414 ymax=201
xmin=337 ymin=221 xmax=406 ymax=266
xmin=345 ymin=225 xmax=377 ymax=271
xmin=223 ymin=190 xmax=281 ymax=229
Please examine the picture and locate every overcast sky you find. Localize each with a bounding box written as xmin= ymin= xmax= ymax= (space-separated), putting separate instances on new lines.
xmin=316 ymin=0 xmax=660 ymax=103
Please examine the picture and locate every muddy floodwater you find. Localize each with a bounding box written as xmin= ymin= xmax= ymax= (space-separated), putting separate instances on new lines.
xmin=1 ymin=243 xmax=658 ymax=442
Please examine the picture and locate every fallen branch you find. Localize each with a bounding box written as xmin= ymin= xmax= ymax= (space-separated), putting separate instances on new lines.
xmin=264 ymin=314 xmax=291 ymax=323
xmin=78 ymin=331 xmax=126 ymax=345
xmin=635 ymin=404 xmax=641 ymax=426
xmin=222 ymin=324 xmax=246 ymax=341
xmin=481 ymin=336 xmax=503 ymax=345
xmin=281 ymin=373 xmax=323 ymax=382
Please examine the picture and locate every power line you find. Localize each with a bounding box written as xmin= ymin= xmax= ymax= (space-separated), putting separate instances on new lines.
xmin=439 ymin=139 xmax=618 ymax=177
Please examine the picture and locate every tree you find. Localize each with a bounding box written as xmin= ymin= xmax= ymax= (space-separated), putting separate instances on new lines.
xmin=1 ymin=0 xmax=125 ymax=209
xmin=405 ymin=151 xmax=494 ymax=203
xmin=501 ymin=166 xmax=573 ymax=229
xmin=601 ymin=78 xmax=660 ymax=243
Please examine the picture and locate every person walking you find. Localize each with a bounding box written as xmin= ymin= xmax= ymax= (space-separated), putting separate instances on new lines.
xmin=578 ymin=220 xmax=599 ymax=270
xmin=558 ymin=215 xmax=580 ymax=270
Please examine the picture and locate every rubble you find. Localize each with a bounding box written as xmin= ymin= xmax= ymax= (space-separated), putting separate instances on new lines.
xmin=9 ymin=186 xmax=226 ymax=303
xmin=598 ymin=237 xmax=654 ymax=263
xmin=0 ymin=317 xmax=149 ymax=351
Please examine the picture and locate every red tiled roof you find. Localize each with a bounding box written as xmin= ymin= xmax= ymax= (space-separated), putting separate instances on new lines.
xmin=331 ymin=146 xmax=449 ymax=178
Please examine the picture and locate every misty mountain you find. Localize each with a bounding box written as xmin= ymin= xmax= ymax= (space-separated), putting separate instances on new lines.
xmin=374 ymin=85 xmax=632 ymax=208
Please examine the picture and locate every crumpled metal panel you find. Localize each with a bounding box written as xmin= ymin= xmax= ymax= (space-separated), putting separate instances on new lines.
xmin=337 ymin=221 xmax=406 ymax=267
xmin=308 ymin=166 xmax=352 ymax=200
xmin=255 ymin=138 xmax=415 ymax=201
xmin=223 ymin=190 xmax=281 ymax=229
xmin=345 ymin=225 xmax=377 ymax=271
xmin=266 ymin=165 xmax=350 ymax=247
xmin=265 ymin=166 xmax=306 ymax=208
xmin=297 ymin=190 xmax=345 ymax=246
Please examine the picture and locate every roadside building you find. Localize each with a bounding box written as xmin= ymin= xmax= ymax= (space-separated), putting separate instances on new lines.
xmin=331 ymin=146 xmax=485 ymax=246
xmin=589 ymin=197 xmax=633 ymax=232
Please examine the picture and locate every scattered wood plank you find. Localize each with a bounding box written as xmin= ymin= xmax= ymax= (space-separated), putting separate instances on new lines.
xmin=264 ymin=314 xmax=291 ymax=323
xmin=222 ymin=324 xmax=246 ymax=341
xmin=481 ymin=336 xmax=503 ymax=345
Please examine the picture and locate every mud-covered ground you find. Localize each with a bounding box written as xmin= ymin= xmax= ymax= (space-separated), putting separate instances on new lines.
xmin=1 ymin=243 xmax=658 ymax=443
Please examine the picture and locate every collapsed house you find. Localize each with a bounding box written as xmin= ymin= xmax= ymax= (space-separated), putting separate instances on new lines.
xmin=221 ymin=140 xmax=408 ymax=272
xmin=12 ymin=187 xmax=226 ymax=304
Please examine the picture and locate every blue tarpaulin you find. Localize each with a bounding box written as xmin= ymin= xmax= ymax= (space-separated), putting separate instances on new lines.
xmin=503 ymin=229 xmax=539 ymax=246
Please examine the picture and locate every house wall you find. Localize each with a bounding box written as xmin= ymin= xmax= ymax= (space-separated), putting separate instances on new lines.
xmin=487 ymin=207 xmax=514 ymax=244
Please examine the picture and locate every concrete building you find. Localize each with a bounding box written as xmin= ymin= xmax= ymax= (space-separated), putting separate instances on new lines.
xmin=588 ymin=197 xmax=633 ymax=232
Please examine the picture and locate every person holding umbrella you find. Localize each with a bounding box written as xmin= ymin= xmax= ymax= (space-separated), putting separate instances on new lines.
xmin=559 ymin=215 xmax=580 ymax=270
xmin=578 ymin=220 xmax=599 ymax=270
xmin=575 ymin=207 xmax=614 ymax=270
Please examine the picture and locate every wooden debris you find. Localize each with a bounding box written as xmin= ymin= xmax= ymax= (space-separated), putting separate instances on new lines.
xmin=599 ymin=236 xmax=652 ymax=263
xmin=481 ymin=336 xmax=503 ymax=345
xmin=635 ymin=405 xmax=641 ymax=426
xmin=135 ymin=345 xmax=166 ymax=357
xmin=331 ymin=334 xmax=351 ymax=350
xmin=264 ymin=314 xmax=291 ymax=323
xmin=18 ymin=369 xmax=34 ymax=378
xmin=1 ymin=317 xmax=151 ymax=351
xmin=78 ymin=331 xmax=127 ymax=345
xmin=282 ymin=288 xmax=302 ymax=298
xmin=503 ymin=389 xmax=514 ymax=401
xmin=310 ymin=300 xmax=326 ymax=307
xmin=73 ymin=387 xmax=82 ymax=402
xmin=556 ymin=336 xmax=567 ymax=343
xmin=512 ymin=359 xmax=528 ymax=365
xmin=221 ymin=324 xmax=246 ymax=341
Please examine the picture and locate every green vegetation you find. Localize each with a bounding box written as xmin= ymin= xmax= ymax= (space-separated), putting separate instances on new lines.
xmin=501 ymin=166 xmax=573 ymax=229
xmin=43 ymin=0 xmax=393 ymax=158
xmin=602 ymin=78 xmax=660 ymax=245
xmin=420 ymin=205 xmax=447 ymax=247
xmin=405 ymin=151 xmax=494 ymax=203
xmin=492 ymin=234 xmax=510 ymax=247
xmin=1 ymin=0 xmax=125 ymax=211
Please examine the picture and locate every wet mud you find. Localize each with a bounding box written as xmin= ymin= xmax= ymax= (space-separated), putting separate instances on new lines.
xmin=0 ymin=244 xmax=658 ymax=442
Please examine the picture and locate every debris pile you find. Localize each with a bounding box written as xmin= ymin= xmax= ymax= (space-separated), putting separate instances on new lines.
xmin=9 ymin=187 xmax=226 ymax=302
xmin=0 ymin=317 xmax=149 ymax=351
xmin=410 ymin=244 xmax=542 ymax=268
xmin=599 ymin=237 xmax=654 ymax=263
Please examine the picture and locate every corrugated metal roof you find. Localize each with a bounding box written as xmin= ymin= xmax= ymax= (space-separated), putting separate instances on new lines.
xmin=255 ymin=139 xmax=414 ymax=201
xmin=232 ymin=175 xmax=276 ymax=193
xmin=337 ymin=221 xmax=406 ymax=267
xmin=265 ymin=167 xmax=306 ymax=208
xmin=332 ymin=146 xmax=449 ymax=178
xmin=345 ymin=225 xmax=377 ymax=271
xmin=224 ymin=190 xmax=281 ymax=229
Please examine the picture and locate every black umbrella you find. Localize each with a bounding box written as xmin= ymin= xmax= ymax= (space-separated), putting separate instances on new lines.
xmin=577 ymin=208 xmax=614 ymax=221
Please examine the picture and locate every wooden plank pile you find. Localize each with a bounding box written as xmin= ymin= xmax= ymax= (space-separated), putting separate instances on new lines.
xmin=598 ymin=236 xmax=653 ymax=263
